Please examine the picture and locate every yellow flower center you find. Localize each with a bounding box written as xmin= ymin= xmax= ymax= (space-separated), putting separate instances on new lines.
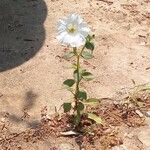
xmin=67 ymin=24 xmax=77 ymax=33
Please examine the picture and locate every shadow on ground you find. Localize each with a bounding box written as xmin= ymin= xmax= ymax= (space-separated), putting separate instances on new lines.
xmin=0 ymin=0 xmax=47 ymax=72
xmin=8 ymin=90 xmax=40 ymax=129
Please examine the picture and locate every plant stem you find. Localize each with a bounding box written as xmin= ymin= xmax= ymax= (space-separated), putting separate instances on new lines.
xmin=73 ymin=48 xmax=80 ymax=107
xmin=75 ymin=49 xmax=81 ymax=126
xmin=73 ymin=46 xmax=85 ymax=126
xmin=74 ymin=46 xmax=86 ymax=102
xmin=76 ymin=54 xmax=80 ymax=97
xmin=80 ymin=45 xmax=85 ymax=55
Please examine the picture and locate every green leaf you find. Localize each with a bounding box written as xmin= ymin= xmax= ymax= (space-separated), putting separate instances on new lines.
xmin=63 ymin=51 xmax=75 ymax=60
xmin=86 ymin=34 xmax=95 ymax=42
xmin=85 ymin=42 xmax=94 ymax=51
xmin=81 ymin=51 xmax=93 ymax=60
xmin=77 ymin=91 xmax=87 ymax=100
xmin=82 ymin=72 xmax=94 ymax=81
xmin=74 ymin=113 xmax=81 ymax=125
xmin=63 ymin=79 xmax=75 ymax=87
xmin=140 ymin=88 xmax=150 ymax=92
xmin=63 ymin=103 xmax=72 ymax=113
xmin=82 ymin=72 xmax=92 ymax=76
xmin=71 ymin=63 xmax=77 ymax=69
xmin=73 ymin=69 xmax=82 ymax=82
xmin=83 ymin=98 xmax=100 ymax=106
xmin=87 ymin=113 xmax=102 ymax=124
xmin=77 ymin=102 xmax=85 ymax=111
xmin=65 ymin=87 xmax=74 ymax=93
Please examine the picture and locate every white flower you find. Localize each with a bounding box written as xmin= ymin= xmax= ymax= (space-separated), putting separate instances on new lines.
xmin=57 ymin=13 xmax=90 ymax=47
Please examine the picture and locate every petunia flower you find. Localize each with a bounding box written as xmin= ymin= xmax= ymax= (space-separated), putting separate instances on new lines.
xmin=57 ymin=13 xmax=90 ymax=48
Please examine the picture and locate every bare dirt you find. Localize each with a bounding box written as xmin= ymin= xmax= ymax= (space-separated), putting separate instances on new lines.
xmin=0 ymin=0 xmax=150 ymax=149
xmin=0 ymin=92 xmax=150 ymax=150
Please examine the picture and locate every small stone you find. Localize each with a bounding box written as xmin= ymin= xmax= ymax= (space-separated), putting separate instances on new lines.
xmin=139 ymin=42 xmax=146 ymax=46
xmin=135 ymin=110 xmax=143 ymax=117
xmin=58 ymin=143 xmax=74 ymax=150
xmin=60 ymin=130 xmax=79 ymax=136
xmin=138 ymin=128 xmax=150 ymax=147
xmin=146 ymin=111 xmax=150 ymax=117
xmin=112 ymin=145 xmax=127 ymax=150
xmin=125 ymin=133 xmax=133 ymax=139
xmin=1 ymin=117 xmax=5 ymax=123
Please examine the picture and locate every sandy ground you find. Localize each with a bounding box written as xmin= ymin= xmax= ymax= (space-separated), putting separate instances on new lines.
xmin=0 ymin=0 xmax=150 ymax=133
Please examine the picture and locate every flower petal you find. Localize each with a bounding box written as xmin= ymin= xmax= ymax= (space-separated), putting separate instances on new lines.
xmin=57 ymin=13 xmax=90 ymax=47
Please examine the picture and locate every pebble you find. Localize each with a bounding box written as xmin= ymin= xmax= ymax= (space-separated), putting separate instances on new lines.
xmin=135 ymin=110 xmax=143 ymax=117
xmin=137 ymin=128 xmax=150 ymax=148
xmin=0 ymin=117 xmax=5 ymax=123
xmin=124 ymin=133 xmax=133 ymax=139
xmin=58 ymin=143 xmax=74 ymax=150
xmin=146 ymin=111 xmax=150 ymax=117
xmin=111 ymin=144 xmax=127 ymax=150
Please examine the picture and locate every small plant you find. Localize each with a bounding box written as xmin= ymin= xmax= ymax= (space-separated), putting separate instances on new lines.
xmin=57 ymin=13 xmax=102 ymax=127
